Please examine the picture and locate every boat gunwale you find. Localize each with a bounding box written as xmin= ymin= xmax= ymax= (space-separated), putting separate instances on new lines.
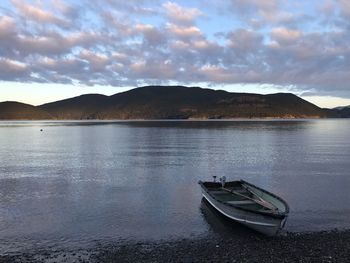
xmin=240 ymin=179 xmax=290 ymax=214
xmin=198 ymin=180 xmax=289 ymax=219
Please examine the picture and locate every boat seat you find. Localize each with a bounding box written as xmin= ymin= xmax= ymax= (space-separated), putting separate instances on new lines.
xmin=226 ymin=200 xmax=255 ymax=205
xmin=232 ymin=189 xmax=249 ymax=194
xmin=209 ymin=191 xmax=228 ymax=195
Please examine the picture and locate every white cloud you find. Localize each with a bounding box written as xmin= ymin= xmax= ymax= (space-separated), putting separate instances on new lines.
xmin=163 ymin=1 xmax=202 ymax=25
xmin=166 ymin=23 xmax=202 ymax=38
xmin=0 ymin=16 xmax=16 ymax=38
xmin=271 ymin=27 xmax=302 ymax=44
xmin=11 ymin=0 xmax=69 ymax=27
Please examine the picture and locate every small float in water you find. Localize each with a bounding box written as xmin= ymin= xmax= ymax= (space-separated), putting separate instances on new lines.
xmin=198 ymin=177 xmax=289 ymax=236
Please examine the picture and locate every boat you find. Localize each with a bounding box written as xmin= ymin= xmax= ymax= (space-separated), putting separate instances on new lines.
xmin=198 ymin=177 xmax=289 ymax=236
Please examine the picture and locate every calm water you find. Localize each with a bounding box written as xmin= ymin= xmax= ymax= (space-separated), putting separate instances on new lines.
xmin=0 ymin=120 xmax=350 ymax=253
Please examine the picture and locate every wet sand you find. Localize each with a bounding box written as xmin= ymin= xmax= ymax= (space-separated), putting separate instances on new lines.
xmin=1 ymin=230 xmax=350 ymax=263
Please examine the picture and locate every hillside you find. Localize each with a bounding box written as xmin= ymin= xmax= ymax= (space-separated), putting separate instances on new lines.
xmin=0 ymin=101 xmax=53 ymax=120
xmin=333 ymin=106 xmax=350 ymax=118
xmin=40 ymin=94 xmax=109 ymax=119
xmin=0 ymin=86 xmax=335 ymax=120
xmin=39 ymin=86 xmax=329 ymax=119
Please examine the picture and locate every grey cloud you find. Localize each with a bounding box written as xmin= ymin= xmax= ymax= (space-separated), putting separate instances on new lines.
xmin=225 ymin=0 xmax=280 ymax=23
xmin=79 ymin=50 xmax=109 ymax=72
xmin=0 ymin=58 xmax=29 ymax=80
xmin=227 ymin=29 xmax=263 ymax=51
xmin=229 ymin=0 xmax=279 ymax=14
xmin=337 ymin=0 xmax=350 ymax=18
xmin=224 ymin=0 xmax=312 ymax=30
xmin=135 ymin=24 xmax=167 ymax=47
xmin=1 ymin=30 xmax=105 ymax=59
xmin=101 ymin=0 xmax=159 ymax=16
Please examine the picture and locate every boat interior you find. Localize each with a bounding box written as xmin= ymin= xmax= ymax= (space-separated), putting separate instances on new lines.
xmin=203 ymin=181 xmax=278 ymax=213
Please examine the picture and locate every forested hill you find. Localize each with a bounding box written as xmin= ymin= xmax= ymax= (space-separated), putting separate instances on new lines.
xmin=0 ymin=86 xmax=338 ymax=119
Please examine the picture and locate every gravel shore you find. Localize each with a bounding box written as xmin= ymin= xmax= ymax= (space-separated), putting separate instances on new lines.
xmin=1 ymin=230 xmax=350 ymax=263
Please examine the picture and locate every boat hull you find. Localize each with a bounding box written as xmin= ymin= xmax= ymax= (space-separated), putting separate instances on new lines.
xmin=200 ymin=186 xmax=286 ymax=236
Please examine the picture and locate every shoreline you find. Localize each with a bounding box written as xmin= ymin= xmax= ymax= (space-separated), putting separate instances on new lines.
xmin=1 ymin=230 xmax=349 ymax=262
xmin=0 ymin=118 xmax=347 ymax=122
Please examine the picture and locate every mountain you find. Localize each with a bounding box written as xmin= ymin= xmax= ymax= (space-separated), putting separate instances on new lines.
xmin=333 ymin=105 xmax=350 ymax=110
xmin=0 ymin=86 xmax=335 ymax=120
xmin=39 ymin=86 xmax=329 ymax=119
xmin=333 ymin=105 xmax=350 ymax=118
xmin=0 ymin=101 xmax=53 ymax=120
xmin=40 ymin=94 xmax=109 ymax=119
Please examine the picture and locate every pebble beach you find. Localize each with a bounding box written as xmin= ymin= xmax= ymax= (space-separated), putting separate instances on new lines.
xmin=1 ymin=230 xmax=350 ymax=263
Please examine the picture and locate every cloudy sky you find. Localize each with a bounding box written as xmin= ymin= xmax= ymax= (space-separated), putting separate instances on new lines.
xmin=1 ymin=0 xmax=350 ymax=107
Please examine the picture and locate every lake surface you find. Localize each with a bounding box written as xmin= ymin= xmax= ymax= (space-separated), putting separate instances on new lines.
xmin=0 ymin=120 xmax=350 ymax=253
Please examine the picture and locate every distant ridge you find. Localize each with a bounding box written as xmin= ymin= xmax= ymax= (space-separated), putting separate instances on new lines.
xmin=40 ymin=94 xmax=109 ymax=120
xmin=0 ymin=86 xmax=344 ymax=120
xmin=0 ymin=101 xmax=53 ymax=120
xmin=333 ymin=105 xmax=350 ymax=118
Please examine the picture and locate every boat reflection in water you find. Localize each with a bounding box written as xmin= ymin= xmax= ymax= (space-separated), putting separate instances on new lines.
xmin=200 ymin=198 xmax=257 ymax=237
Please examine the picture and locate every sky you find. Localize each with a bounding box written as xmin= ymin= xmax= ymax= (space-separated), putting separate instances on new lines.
xmin=0 ymin=0 xmax=350 ymax=108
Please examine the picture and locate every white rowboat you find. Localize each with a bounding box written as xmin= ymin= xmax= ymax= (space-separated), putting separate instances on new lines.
xmin=198 ymin=179 xmax=289 ymax=236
